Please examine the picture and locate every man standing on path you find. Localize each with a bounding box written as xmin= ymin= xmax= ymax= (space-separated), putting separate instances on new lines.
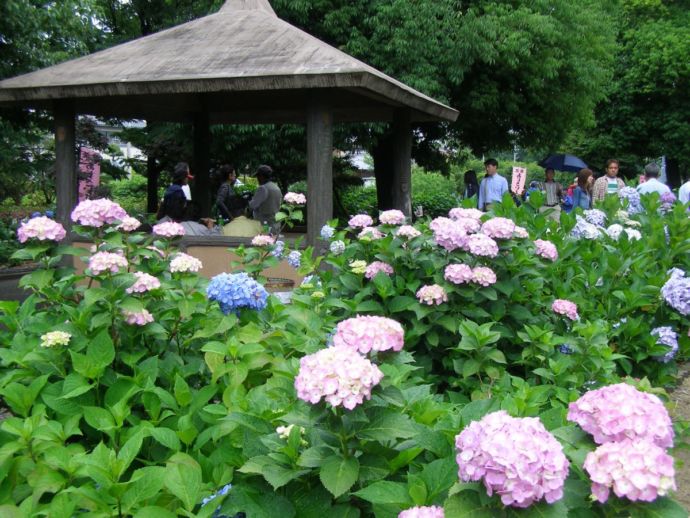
xmin=539 ymin=168 xmax=563 ymax=220
xmin=593 ymin=159 xmax=625 ymax=203
xmin=248 ymin=164 xmax=282 ymax=233
xmin=636 ymin=162 xmax=671 ymax=196
xmin=477 ymin=158 xmax=508 ymax=211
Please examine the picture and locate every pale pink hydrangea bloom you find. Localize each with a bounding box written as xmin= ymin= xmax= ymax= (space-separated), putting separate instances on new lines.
xmin=513 ymin=225 xmax=529 ymax=239
xmin=17 ymin=217 xmax=66 ymax=243
xmin=332 ymin=315 xmax=404 ymax=354
xmin=455 ymin=410 xmax=569 ymax=508
xmin=454 ymin=217 xmax=482 ymax=234
xmin=88 ymin=251 xmax=128 ymax=275
xmin=567 ymin=383 xmax=674 ymax=448
xmin=251 ymin=234 xmax=275 ymax=246
xmin=71 ymin=199 xmax=127 ymax=227
xmin=583 ymin=439 xmax=675 ymax=503
xmin=294 ymin=345 xmax=384 ymax=410
xmin=364 ymin=261 xmax=394 ymax=279
xmin=122 ymin=308 xmax=154 ymax=326
xmin=40 ymin=331 xmax=71 ymax=348
xmin=416 ymin=284 xmax=448 ymax=305
xmin=444 ymin=264 xmax=473 ymax=284
xmin=449 ymin=207 xmax=483 ymax=220
xmin=358 ymin=226 xmax=384 ymax=240
xmin=481 ymin=217 xmax=516 ymax=239
xmin=398 ymin=506 xmax=444 ymax=518
xmin=348 ymin=214 xmax=374 ymax=228
xmin=152 ymin=221 xmax=185 ymax=238
xmin=396 ymin=225 xmax=421 ymax=239
xmin=471 ymin=266 xmax=497 ymax=287
xmin=283 ymin=192 xmax=306 ymax=205
xmin=117 ymin=216 xmax=141 ymax=232
xmin=466 ymin=234 xmax=499 ymax=258
xmin=126 ymin=271 xmax=161 ymax=294
xmin=379 ymin=209 xmax=406 ymax=225
xmin=551 ymin=299 xmax=579 ymax=321
xmin=170 ymin=253 xmax=203 ymax=273
xmin=430 ymin=217 xmax=468 ymax=252
xmin=534 ymin=239 xmax=558 ymax=261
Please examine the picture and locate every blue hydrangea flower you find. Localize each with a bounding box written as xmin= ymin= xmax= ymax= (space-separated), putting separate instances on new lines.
xmin=329 ymin=240 xmax=345 ymax=255
xmin=31 ymin=211 xmax=42 ymax=219
xmin=619 ymin=186 xmax=642 ymax=214
xmin=651 ymin=326 xmax=678 ymax=363
xmin=271 ymin=240 xmax=285 ymax=258
xmin=207 ymin=273 xmax=268 ymax=314
xmin=583 ymin=209 xmax=606 ymax=227
xmin=287 ymin=250 xmax=301 ymax=268
xmin=661 ymin=268 xmax=690 ymax=316
xmin=558 ymin=344 xmax=574 ymax=355
xmin=201 ymin=483 xmax=233 ymax=517
xmin=45 ymin=210 xmax=55 ymax=219
xmin=571 ymin=216 xmax=602 ymax=240
xmin=320 ymin=224 xmax=335 ymax=240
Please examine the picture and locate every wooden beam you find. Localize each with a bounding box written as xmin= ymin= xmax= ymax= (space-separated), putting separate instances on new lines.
xmin=391 ymin=109 xmax=412 ymax=217
xmin=54 ymin=100 xmax=76 ymax=230
xmin=306 ymin=98 xmax=333 ymax=246
xmin=193 ymin=108 xmax=211 ymax=217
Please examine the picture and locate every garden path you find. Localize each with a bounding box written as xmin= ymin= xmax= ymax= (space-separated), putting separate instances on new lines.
xmin=671 ymin=366 xmax=690 ymax=509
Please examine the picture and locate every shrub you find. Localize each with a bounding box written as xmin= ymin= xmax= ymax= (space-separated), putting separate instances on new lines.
xmin=108 ymin=173 xmax=149 ymax=216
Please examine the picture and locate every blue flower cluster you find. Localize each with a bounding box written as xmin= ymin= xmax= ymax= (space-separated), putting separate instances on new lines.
xmin=618 ymin=186 xmax=642 ymax=214
xmin=287 ymin=250 xmax=301 ymax=268
xmin=200 ymin=483 xmax=234 ymax=518
xmin=571 ymin=215 xmax=601 ymax=240
xmin=207 ymin=273 xmax=268 ymax=314
xmin=271 ymin=240 xmax=285 ymax=258
xmin=31 ymin=210 xmax=55 ymax=219
xmin=651 ymin=326 xmax=678 ymax=363
xmin=661 ymin=268 xmax=690 ymax=316
xmin=583 ymin=209 xmax=606 ymax=227
xmin=320 ymin=224 xmax=335 ymax=240
xmin=329 ymin=240 xmax=346 ymax=255
xmin=558 ymin=344 xmax=574 ymax=355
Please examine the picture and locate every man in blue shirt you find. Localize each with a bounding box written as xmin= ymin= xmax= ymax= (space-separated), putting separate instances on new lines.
xmin=477 ymin=158 xmax=509 ymax=211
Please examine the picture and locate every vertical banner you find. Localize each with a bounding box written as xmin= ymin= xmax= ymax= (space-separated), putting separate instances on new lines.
xmin=511 ymin=166 xmax=527 ymax=195
xmin=78 ymin=147 xmax=101 ymax=202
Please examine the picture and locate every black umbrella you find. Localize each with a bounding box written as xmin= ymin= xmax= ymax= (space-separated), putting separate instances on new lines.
xmin=538 ymin=154 xmax=588 ymax=173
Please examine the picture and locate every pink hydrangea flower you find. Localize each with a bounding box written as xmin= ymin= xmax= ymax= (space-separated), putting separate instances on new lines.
xmin=551 ymin=299 xmax=579 ymax=321
xmin=117 ymin=216 xmax=142 ymax=232
xmin=71 ymin=199 xmax=127 ymax=227
xmin=294 ymin=345 xmax=384 ymax=410
xmin=396 ymin=225 xmax=421 ymax=239
xmin=348 ymin=214 xmax=374 ymax=228
xmin=17 ymin=217 xmax=66 ymax=243
xmin=444 ymin=264 xmax=473 ymax=284
xmin=332 ymin=315 xmax=404 ymax=354
xmin=170 ymin=253 xmax=203 ymax=273
xmin=481 ymin=217 xmax=516 ymax=239
xmin=284 ymin=192 xmax=306 ymax=205
xmin=398 ymin=506 xmax=444 ymax=518
xmin=454 ymin=217 xmax=482 ymax=234
xmin=379 ymin=209 xmax=406 ymax=225
xmin=365 ymin=261 xmax=394 ymax=279
xmin=472 ymin=266 xmax=497 ymax=287
xmin=88 ymin=251 xmax=128 ymax=275
xmin=126 ymin=272 xmax=161 ymax=294
xmin=358 ymin=226 xmax=384 ymax=240
xmin=567 ymin=383 xmax=674 ymax=448
xmin=122 ymin=308 xmax=154 ymax=326
xmin=467 ymin=234 xmax=499 ymax=258
xmin=251 ymin=234 xmax=275 ymax=246
xmin=534 ymin=239 xmax=558 ymax=261
xmin=449 ymin=208 xmax=483 ymax=220
xmin=455 ymin=411 xmax=569 ymax=508
xmin=513 ymin=226 xmax=529 ymax=239
xmin=430 ymin=217 xmax=468 ymax=252
xmin=583 ymin=439 xmax=675 ymax=503
xmin=416 ymin=284 xmax=448 ymax=305
xmin=152 ymin=221 xmax=185 ymax=238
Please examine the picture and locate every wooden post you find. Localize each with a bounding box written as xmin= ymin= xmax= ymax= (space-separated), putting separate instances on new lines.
xmin=391 ymin=109 xmax=412 ymax=217
xmin=193 ymin=110 xmax=211 ymax=217
xmin=306 ymin=98 xmax=333 ymax=245
xmin=54 ymin=100 xmax=77 ymax=231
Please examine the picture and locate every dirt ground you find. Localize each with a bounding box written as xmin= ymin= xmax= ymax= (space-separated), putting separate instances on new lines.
xmin=670 ymin=368 xmax=690 ymax=511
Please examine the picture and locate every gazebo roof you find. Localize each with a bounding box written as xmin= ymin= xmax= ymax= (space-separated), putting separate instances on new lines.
xmin=0 ymin=0 xmax=458 ymax=124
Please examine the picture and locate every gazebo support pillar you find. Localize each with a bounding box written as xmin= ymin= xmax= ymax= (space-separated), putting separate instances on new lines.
xmin=193 ymin=111 xmax=211 ymax=217
xmin=306 ymin=99 xmax=333 ymax=245
xmin=54 ymin=100 xmax=77 ymax=230
xmin=391 ymin=109 xmax=412 ymax=217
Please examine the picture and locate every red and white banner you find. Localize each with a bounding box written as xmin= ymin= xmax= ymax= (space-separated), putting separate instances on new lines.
xmin=511 ymin=166 xmax=527 ymax=195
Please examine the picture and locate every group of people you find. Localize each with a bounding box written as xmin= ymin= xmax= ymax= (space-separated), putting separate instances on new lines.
xmin=156 ymin=162 xmax=283 ymax=237
xmin=465 ymin=157 xmax=684 ymax=215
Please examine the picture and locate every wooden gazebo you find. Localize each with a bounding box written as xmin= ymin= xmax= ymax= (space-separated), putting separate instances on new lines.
xmin=0 ymin=0 xmax=458 ymax=243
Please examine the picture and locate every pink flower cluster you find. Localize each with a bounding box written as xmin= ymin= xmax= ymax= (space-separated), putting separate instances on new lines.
xmin=416 ymin=284 xmax=448 ymax=305
xmin=583 ymin=439 xmax=675 ymax=503
xmin=467 ymin=234 xmax=499 ymax=258
xmin=17 ymin=217 xmax=66 ymax=243
xmin=88 ymin=251 xmax=128 ymax=275
xmin=170 ymin=253 xmax=203 ymax=273
xmin=567 ymin=383 xmax=674 ymax=448
xmin=251 ymin=234 xmax=275 ymax=246
xmin=513 ymin=226 xmax=529 ymax=239
xmin=71 ymin=199 xmax=127 ymax=227
xmin=396 ymin=225 xmax=421 ymax=239
xmin=449 ymin=207 xmax=483 ymax=220
xmin=379 ymin=209 xmax=406 ymax=225
xmin=444 ymin=264 xmax=497 ymax=287
xmin=430 ymin=217 xmax=468 ymax=252
xmin=126 ymin=272 xmax=161 ymax=294
xmin=481 ymin=217 xmax=515 ymax=239
xmin=294 ymin=345 xmax=383 ymax=409
xmin=551 ymin=299 xmax=578 ymax=321
xmin=152 ymin=221 xmax=185 ymax=238
xmin=534 ymin=239 xmax=558 ymax=261
xmin=358 ymin=227 xmax=384 ymax=240
xmin=348 ymin=214 xmax=374 ymax=228
xmin=365 ymin=261 xmax=394 ymax=279
xmin=455 ymin=411 xmax=569 ymax=508
xmin=122 ymin=308 xmax=154 ymax=326
xmin=117 ymin=216 xmax=141 ymax=232
xmin=332 ymin=315 xmax=404 ymax=354
xmin=284 ymin=192 xmax=306 ymax=205
xmin=472 ymin=266 xmax=497 ymax=287
xmin=398 ymin=506 xmax=444 ymax=518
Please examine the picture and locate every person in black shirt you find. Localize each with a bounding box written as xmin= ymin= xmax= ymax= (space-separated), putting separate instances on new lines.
xmin=463 ymin=170 xmax=479 ymax=201
xmin=157 ymin=162 xmax=193 ymax=222
xmin=215 ymin=164 xmax=243 ymax=222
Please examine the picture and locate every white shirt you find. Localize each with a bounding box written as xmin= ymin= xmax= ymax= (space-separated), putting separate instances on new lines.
xmin=636 ymin=178 xmax=670 ymax=196
xmin=679 ymin=181 xmax=690 ymax=204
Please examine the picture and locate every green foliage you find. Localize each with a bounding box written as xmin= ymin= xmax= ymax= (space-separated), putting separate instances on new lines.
xmin=108 ymin=173 xmax=150 ymax=216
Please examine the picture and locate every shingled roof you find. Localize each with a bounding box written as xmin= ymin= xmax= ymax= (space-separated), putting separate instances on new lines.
xmin=0 ymin=0 xmax=457 ymax=123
